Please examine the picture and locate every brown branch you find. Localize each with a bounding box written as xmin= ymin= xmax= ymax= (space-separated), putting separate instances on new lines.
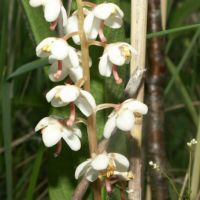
xmin=72 ymin=138 xmax=109 ymax=200
xmin=146 ymin=0 xmax=168 ymax=199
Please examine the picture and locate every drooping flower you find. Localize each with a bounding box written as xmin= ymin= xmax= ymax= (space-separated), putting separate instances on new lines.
xmin=35 ymin=116 xmax=81 ymax=151
xmin=99 ymin=42 xmax=137 ymax=84
xmin=36 ymin=37 xmax=79 ymax=80
xmin=103 ymin=99 xmax=148 ymax=138
xmin=48 ymin=51 xmax=92 ymax=83
xmin=29 ymin=0 xmax=67 ymax=29
xmin=46 ymin=84 xmax=96 ymax=117
xmin=83 ymin=3 xmax=124 ymax=40
xmin=75 ymin=152 xmax=130 ymax=182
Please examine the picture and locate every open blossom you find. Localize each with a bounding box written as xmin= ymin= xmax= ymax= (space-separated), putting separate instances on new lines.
xmin=84 ymin=3 xmax=124 ymax=40
xmin=46 ymin=84 xmax=96 ymax=117
xmin=36 ymin=37 xmax=80 ymax=80
xmin=103 ymin=99 xmax=148 ymax=138
xmin=49 ymin=51 xmax=92 ymax=83
xmin=99 ymin=42 xmax=137 ymax=84
xmin=75 ymin=152 xmax=130 ymax=182
xmin=35 ymin=116 xmax=81 ymax=151
xmin=29 ymin=0 xmax=67 ymax=27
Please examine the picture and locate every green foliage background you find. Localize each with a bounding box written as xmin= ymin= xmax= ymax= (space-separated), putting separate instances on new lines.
xmin=0 ymin=0 xmax=200 ymax=199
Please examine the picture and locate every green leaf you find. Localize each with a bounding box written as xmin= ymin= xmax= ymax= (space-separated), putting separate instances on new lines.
xmin=1 ymin=81 xmax=12 ymax=200
xmin=7 ymin=58 xmax=48 ymax=80
xmin=25 ymin=146 xmax=44 ymax=200
xmin=165 ymin=57 xmax=198 ymax=125
xmin=21 ymin=0 xmax=56 ymax=44
xmin=147 ymin=23 xmax=200 ymax=39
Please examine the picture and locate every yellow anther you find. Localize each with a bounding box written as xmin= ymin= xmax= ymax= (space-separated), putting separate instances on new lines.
xmin=111 ymin=7 xmax=117 ymax=15
xmin=121 ymin=46 xmax=131 ymax=60
xmin=55 ymin=93 xmax=61 ymax=99
xmin=42 ymin=44 xmax=51 ymax=52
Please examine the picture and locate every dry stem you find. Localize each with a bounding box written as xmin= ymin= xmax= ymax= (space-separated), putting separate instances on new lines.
xmin=128 ymin=0 xmax=148 ymax=199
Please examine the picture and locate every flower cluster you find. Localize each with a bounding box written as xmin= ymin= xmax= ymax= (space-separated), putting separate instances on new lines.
xmin=30 ymin=0 xmax=148 ymax=195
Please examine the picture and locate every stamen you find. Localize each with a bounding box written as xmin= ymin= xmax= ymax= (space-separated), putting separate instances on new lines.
xmin=50 ymin=20 xmax=58 ymax=31
xmin=53 ymin=60 xmax=63 ymax=80
xmin=54 ymin=141 xmax=62 ymax=157
xmin=99 ymin=21 xmax=107 ymax=43
xmin=112 ymin=65 xmax=122 ymax=84
xmin=66 ymin=103 xmax=76 ymax=127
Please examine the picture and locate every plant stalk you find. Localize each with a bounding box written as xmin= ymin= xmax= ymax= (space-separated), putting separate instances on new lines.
xmin=75 ymin=1 xmax=100 ymax=199
xmin=128 ymin=0 xmax=147 ymax=199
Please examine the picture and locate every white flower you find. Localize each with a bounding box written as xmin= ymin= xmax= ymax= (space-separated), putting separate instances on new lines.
xmin=36 ymin=37 xmax=70 ymax=60
xmin=49 ymin=51 xmax=92 ymax=83
xmin=99 ymin=42 xmax=137 ymax=78
xmin=84 ymin=3 xmax=124 ymax=40
xmin=75 ymin=152 xmax=129 ymax=182
xmin=29 ymin=0 xmax=67 ymax=26
xmin=46 ymin=84 xmax=96 ymax=117
xmin=65 ymin=9 xmax=90 ymax=44
xmin=35 ymin=116 xmax=81 ymax=151
xmin=103 ymin=99 xmax=148 ymax=138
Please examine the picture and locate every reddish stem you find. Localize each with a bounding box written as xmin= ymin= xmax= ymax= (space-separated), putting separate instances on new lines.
xmin=105 ymin=178 xmax=112 ymax=195
xmin=54 ymin=141 xmax=62 ymax=157
xmin=66 ymin=103 xmax=76 ymax=127
xmin=54 ymin=60 xmax=63 ymax=80
xmin=112 ymin=65 xmax=122 ymax=84
xmin=99 ymin=21 xmax=107 ymax=43
xmin=50 ymin=20 xmax=58 ymax=31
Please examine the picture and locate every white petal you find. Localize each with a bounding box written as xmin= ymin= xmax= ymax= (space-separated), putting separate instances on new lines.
xmin=51 ymin=39 xmax=69 ymax=60
xmin=75 ymin=90 xmax=96 ymax=117
xmin=29 ymin=0 xmax=42 ymax=7
xmin=103 ymin=115 xmax=117 ymax=139
xmin=46 ymin=85 xmax=64 ymax=102
xmin=94 ymin=3 xmax=113 ymax=20
xmin=116 ymin=110 xmax=134 ymax=131
xmin=68 ymin=66 xmax=83 ymax=83
xmin=110 ymin=153 xmax=129 ymax=171
xmin=86 ymin=168 xmax=98 ymax=182
xmin=44 ymin=0 xmax=61 ymax=22
xmin=123 ymin=99 xmax=148 ymax=114
xmin=36 ymin=37 xmax=55 ymax=57
xmin=104 ymin=16 xmax=123 ymax=29
xmin=51 ymin=97 xmax=68 ymax=107
xmin=35 ymin=116 xmax=57 ymax=132
xmin=75 ymin=160 xmax=91 ymax=179
xmin=108 ymin=44 xmax=125 ymax=66
xmin=65 ymin=15 xmax=80 ymax=44
xmin=72 ymin=127 xmax=82 ymax=138
xmin=61 ymin=130 xmax=81 ymax=151
xmin=59 ymin=85 xmax=80 ymax=103
xmin=42 ymin=125 xmax=62 ymax=147
xmin=91 ymin=153 xmax=109 ymax=170
xmin=68 ymin=47 xmax=79 ymax=68
xmin=60 ymin=5 xmax=68 ymax=26
xmin=49 ymin=61 xmax=69 ymax=82
xmin=99 ymin=53 xmax=112 ymax=77
xmin=87 ymin=17 xmax=101 ymax=39
xmin=84 ymin=12 xmax=95 ymax=34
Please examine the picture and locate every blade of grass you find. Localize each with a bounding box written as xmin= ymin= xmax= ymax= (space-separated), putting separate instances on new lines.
xmin=25 ymin=145 xmax=44 ymax=200
xmin=165 ymin=57 xmax=198 ymax=125
xmin=147 ymin=23 xmax=200 ymax=39
xmin=191 ymin=116 xmax=200 ymax=199
xmin=2 ymin=81 xmax=13 ymax=200
xmin=7 ymin=58 xmax=48 ymax=80
xmin=165 ymin=28 xmax=200 ymax=94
